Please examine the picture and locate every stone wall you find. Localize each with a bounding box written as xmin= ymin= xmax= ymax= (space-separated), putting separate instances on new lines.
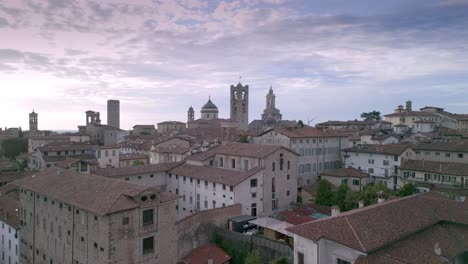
xmin=175 ymin=204 xmax=242 ymax=260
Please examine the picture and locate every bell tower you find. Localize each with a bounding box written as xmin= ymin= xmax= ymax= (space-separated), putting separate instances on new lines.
xmin=29 ymin=110 xmax=38 ymax=133
xmin=230 ymin=82 xmax=249 ymax=130
xmin=187 ymin=106 xmax=194 ymax=123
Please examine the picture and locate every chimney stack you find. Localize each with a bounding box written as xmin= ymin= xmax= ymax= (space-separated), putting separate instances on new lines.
xmin=207 ymin=258 xmax=213 ymax=264
xmin=331 ymin=206 xmax=340 ymax=217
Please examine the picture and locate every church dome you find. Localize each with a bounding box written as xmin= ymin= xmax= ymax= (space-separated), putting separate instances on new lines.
xmin=201 ymin=98 xmax=218 ymax=112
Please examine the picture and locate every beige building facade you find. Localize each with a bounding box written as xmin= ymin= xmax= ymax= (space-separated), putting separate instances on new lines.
xmin=17 ymin=168 xmax=178 ymax=264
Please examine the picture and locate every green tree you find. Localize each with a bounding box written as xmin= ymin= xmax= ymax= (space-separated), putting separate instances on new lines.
xmin=245 ymin=250 xmax=263 ymax=264
xmin=297 ymin=120 xmax=305 ymax=128
xmin=334 ymin=184 xmax=350 ymax=211
xmin=1 ymin=138 xmax=27 ymax=159
xmin=359 ymin=182 xmax=391 ymax=205
xmin=398 ymin=182 xmax=417 ymax=197
xmin=360 ymin=111 xmax=382 ymax=121
xmin=132 ymin=160 xmax=145 ymax=166
xmin=238 ymin=135 xmax=249 ymax=143
xmin=315 ymin=179 xmax=334 ymax=206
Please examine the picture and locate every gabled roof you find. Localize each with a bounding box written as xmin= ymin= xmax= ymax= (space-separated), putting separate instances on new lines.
xmin=384 ymin=111 xmax=438 ymax=117
xmin=411 ymin=141 xmax=468 ymax=153
xmin=15 ymin=168 xmax=152 ymax=216
xmin=286 ymin=193 xmax=468 ymax=253
xmin=344 ymin=144 xmax=410 ymax=155
xmin=187 ymin=143 xmax=297 ymax=161
xmin=180 ymin=244 xmax=231 ymax=264
xmin=95 ymin=162 xmax=182 ymax=178
xmin=169 ymin=163 xmax=263 ymax=186
xmin=401 ymin=159 xmax=468 ymax=176
xmin=321 ymin=167 xmax=369 ymax=178
xmin=257 ymin=126 xmax=347 ymax=138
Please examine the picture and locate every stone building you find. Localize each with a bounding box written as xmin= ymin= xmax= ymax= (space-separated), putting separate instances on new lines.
xmin=254 ymin=127 xmax=349 ymax=186
xmin=107 ymin=99 xmax=120 ymax=129
xmin=0 ymin=195 xmax=20 ymax=264
xmin=28 ymin=142 xmax=97 ymax=170
xmin=286 ymin=193 xmax=468 ymax=264
xmin=17 ymin=168 xmax=179 ymax=264
xmin=249 ymin=86 xmax=296 ymax=133
xmin=166 ymin=143 xmax=299 ymax=220
xmin=187 ymin=106 xmax=194 ymax=123
xmin=230 ymin=83 xmax=249 ymax=131
xmin=384 ymin=101 xmax=441 ymax=131
xmin=157 ymin=121 xmax=186 ymax=135
xmin=96 ymin=145 xmax=120 ymax=168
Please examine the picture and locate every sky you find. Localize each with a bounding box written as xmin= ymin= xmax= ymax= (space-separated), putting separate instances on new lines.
xmin=1 ymin=0 xmax=468 ymax=130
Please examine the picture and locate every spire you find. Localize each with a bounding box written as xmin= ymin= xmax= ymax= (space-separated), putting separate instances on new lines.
xmin=269 ymin=85 xmax=273 ymax=94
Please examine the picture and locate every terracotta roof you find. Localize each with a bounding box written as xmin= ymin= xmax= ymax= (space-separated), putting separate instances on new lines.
xmin=401 ymin=159 xmax=468 ymax=176
xmin=0 ymin=171 xmax=33 ymax=183
xmin=317 ymin=120 xmax=391 ymax=126
xmin=55 ymin=157 xmax=97 ymax=169
xmin=188 ymin=143 xmax=296 ymax=161
xmin=153 ymin=146 xmax=190 ymax=155
xmin=258 ymin=126 xmax=348 ymax=138
xmin=321 ymin=167 xmax=369 ymax=178
xmin=95 ymin=162 xmax=182 ymax=178
xmin=0 ymin=195 xmax=20 ymax=229
xmin=180 ymin=244 xmax=231 ymax=264
xmin=15 ymin=168 xmax=150 ymax=216
xmin=355 ymin=223 xmax=468 ymax=264
xmin=384 ymin=111 xmax=439 ymax=117
xmin=412 ymin=141 xmax=468 ymax=153
xmin=133 ymin=124 xmax=155 ymax=128
xmin=286 ymin=193 xmax=468 ymax=253
xmin=157 ymin=121 xmax=185 ymax=125
xmin=344 ymin=144 xmax=409 ymax=155
xmin=38 ymin=142 xmax=96 ymax=152
xmin=169 ymin=163 xmax=263 ymax=186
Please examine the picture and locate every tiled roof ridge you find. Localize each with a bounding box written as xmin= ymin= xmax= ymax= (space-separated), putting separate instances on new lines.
xmin=103 ymin=194 xmax=133 ymax=215
xmin=345 ymin=216 xmax=366 ymax=252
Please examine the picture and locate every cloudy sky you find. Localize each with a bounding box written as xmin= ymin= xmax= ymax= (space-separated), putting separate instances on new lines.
xmin=1 ymin=0 xmax=468 ymax=130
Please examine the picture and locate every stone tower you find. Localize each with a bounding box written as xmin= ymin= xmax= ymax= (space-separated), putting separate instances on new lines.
xmin=230 ymin=82 xmax=249 ymax=130
xmin=187 ymin=106 xmax=194 ymax=123
xmin=261 ymin=86 xmax=282 ymax=123
xmin=107 ymin=99 xmax=120 ymax=129
xmin=29 ymin=110 xmax=38 ymax=132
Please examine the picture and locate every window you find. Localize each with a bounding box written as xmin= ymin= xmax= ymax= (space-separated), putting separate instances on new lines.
xmin=142 ymin=209 xmax=154 ymax=226
xmin=368 ymin=159 xmax=374 ymax=164
xmin=353 ymin=179 xmax=360 ymax=186
xmin=287 ymin=174 xmax=290 ymax=180
xmin=287 ymin=190 xmax=290 ymax=196
xmin=287 ymin=160 xmax=290 ymax=170
xmin=122 ymin=217 xmax=129 ymax=225
xmin=250 ymin=179 xmax=257 ymax=188
xmin=368 ymin=168 xmax=374 ymax=173
xmin=125 ymin=177 xmax=129 ymax=181
xmin=383 ymin=160 xmax=389 ymax=166
xmin=251 ymin=203 xmax=257 ymax=216
xmin=337 ymin=259 xmax=351 ymax=264
xmin=446 ymin=153 xmax=451 ymax=158
xmin=342 ymin=179 xmax=348 ymax=185
xmin=142 ymin=237 xmax=154 ymax=255
xmin=459 ymin=153 xmax=464 ymax=158
xmin=280 ymin=153 xmax=284 ymax=170
xmin=298 ymin=252 xmax=304 ymax=264
xmin=219 ymin=157 xmax=224 ymax=167
xmin=272 ymin=162 xmax=276 ymax=171
xmin=252 ymin=193 xmax=256 ymax=198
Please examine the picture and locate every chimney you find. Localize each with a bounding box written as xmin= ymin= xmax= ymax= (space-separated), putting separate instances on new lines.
xmin=359 ymin=200 xmax=364 ymax=208
xmin=406 ymin=100 xmax=412 ymax=112
xmin=207 ymin=258 xmax=213 ymax=264
xmin=434 ymin=242 xmax=442 ymax=256
xmin=331 ymin=206 xmax=340 ymax=217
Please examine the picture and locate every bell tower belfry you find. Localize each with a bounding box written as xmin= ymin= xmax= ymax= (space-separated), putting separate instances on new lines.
xmin=230 ymin=82 xmax=249 ymax=130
